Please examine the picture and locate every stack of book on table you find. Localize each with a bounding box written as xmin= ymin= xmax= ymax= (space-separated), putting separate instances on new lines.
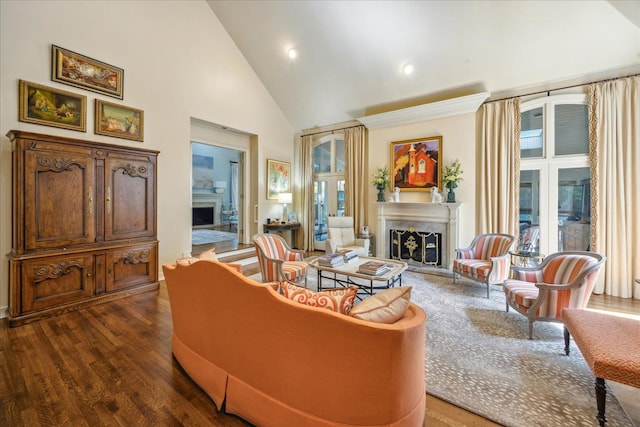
xmin=336 ymin=249 xmax=358 ymax=263
xmin=357 ymin=260 xmax=390 ymax=276
xmin=318 ymin=253 xmax=344 ymax=267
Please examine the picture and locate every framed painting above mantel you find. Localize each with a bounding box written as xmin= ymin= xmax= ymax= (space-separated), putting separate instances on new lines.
xmin=390 ymin=136 xmax=442 ymax=191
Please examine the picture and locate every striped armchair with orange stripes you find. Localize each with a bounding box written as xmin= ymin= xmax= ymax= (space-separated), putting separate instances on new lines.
xmin=252 ymin=233 xmax=308 ymax=286
xmin=504 ymin=251 xmax=606 ymax=339
xmin=453 ymin=233 xmax=515 ymax=298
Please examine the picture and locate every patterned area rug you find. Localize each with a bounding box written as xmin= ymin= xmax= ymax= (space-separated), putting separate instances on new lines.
xmin=411 ymin=273 xmax=632 ymax=427
xmin=248 ymin=270 xmax=632 ymax=426
xmin=191 ymin=229 xmax=237 ymax=245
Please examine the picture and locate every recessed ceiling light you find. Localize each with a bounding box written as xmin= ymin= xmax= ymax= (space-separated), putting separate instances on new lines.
xmin=288 ymin=48 xmax=298 ymax=59
xmin=403 ymin=63 xmax=415 ymax=75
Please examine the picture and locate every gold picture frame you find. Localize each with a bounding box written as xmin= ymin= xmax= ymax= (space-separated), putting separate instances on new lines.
xmin=95 ymin=99 xmax=144 ymax=142
xmin=52 ymin=45 xmax=124 ymax=99
xmin=18 ymin=79 xmax=87 ymax=132
xmin=390 ymin=136 xmax=443 ymax=191
xmin=266 ymin=159 xmax=290 ymax=200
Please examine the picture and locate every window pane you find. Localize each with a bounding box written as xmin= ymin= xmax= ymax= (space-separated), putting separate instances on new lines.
xmin=335 ymin=138 xmax=345 ymax=172
xmin=314 ymin=181 xmax=327 ymax=241
xmin=313 ymin=141 xmax=331 ymax=173
xmin=336 ymin=179 xmax=345 ymax=216
xmin=555 ymin=104 xmax=589 ymax=156
xmin=521 ymin=108 xmax=543 ymax=158
xmin=519 ymin=170 xmax=540 ymax=252
xmin=558 ymin=167 xmax=590 ymax=251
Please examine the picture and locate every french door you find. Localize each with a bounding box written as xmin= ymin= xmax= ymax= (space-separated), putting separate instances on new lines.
xmin=520 ymin=164 xmax=590 ymax=255
xmin=312 ymin=134 xmax=345 ymax=250
xmin=519 ymin=95 xmax=590 ymax=255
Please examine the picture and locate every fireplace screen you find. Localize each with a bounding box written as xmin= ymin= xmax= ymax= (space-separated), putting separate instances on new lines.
xmin=390 ymin=228 xmax=442 ymax=266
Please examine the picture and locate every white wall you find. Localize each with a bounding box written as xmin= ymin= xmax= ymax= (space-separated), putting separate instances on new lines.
xmin=367 ymin=112 xmax=478 ymax=250
xmin=0 ymin=1 xmax=295 ymax=313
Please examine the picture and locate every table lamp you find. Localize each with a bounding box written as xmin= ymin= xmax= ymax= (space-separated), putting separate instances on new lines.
xmin=278 ymin=192 xmax=292 ymax=222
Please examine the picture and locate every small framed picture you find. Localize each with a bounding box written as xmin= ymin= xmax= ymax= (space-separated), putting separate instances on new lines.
xmin=288 ymin=212 xmax=298 ymax=223
xmin=18 ymin=79 xmax=87 ymax=132
xmin=266 ymin=159 xmax=290 ymax=200
xmin=95 ymin=99 xmax=144 ymax=142
xmin=52 ymin=45 xmax=124 ymax=99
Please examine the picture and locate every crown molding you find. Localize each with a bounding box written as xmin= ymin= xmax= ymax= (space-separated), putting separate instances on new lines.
xmin=357 ymin=92 xmax=490 ymax=130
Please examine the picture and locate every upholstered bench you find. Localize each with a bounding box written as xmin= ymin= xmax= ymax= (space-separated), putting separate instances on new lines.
xmin=562 ymin=308 xmax=640 ymax=426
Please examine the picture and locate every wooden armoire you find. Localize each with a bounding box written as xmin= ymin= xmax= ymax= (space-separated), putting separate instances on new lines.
xmin=7 ymin=130 xmax=159 ymax=326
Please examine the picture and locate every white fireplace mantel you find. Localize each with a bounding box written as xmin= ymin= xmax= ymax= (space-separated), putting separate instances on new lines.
xmin=376 ymin=202 xmax=461 ymax=269
xmin=192 ymin=191 xmax=224 ymax=226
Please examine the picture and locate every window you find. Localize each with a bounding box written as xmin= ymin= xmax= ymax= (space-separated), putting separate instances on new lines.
xmin=313 ymin=134 xmax=345 ymax=249
xmin=519 ymin=94 xmax=590 ymax=255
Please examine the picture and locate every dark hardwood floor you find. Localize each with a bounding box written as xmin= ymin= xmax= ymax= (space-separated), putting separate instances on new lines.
xmin=0 ymin=284 xmax=250 ymax=427
xmin=1 ymin=262 xmax=637 ymax=426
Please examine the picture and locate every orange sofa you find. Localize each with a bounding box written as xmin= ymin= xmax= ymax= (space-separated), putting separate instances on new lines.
xmin=162 ymin=260 xmax=427 ymax=427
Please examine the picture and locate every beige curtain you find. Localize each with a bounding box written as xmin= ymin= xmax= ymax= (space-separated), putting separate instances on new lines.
xmin=479 ymin=98 xmax=521 ymax=238
xmin=300 ymin=134 xmax=316 ymax=251
xmin=344 ymin=126 xmax=368 ymax=234
xmin=588 ymin=76 xmax=640 ymax=298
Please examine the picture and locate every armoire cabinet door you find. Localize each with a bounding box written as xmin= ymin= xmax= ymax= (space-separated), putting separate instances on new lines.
xmin=20 ymin=253 xmax=96 ymax=313
xmin=104 ymin=154 xmax=156 ymax=241
xmin=105 ymin=243 xmax=157 ymax=292
xmin=24 ymin=145 xmax=96 ymax=250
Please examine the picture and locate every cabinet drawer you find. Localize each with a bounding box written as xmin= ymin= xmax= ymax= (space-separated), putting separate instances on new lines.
xmin=19 ymin=254 xmax=95 ymax=313
xmin=105 ymin=243 xmax=158 ymax=292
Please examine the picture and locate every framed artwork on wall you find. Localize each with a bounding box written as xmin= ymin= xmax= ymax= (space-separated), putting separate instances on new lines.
xmin=267 ymin=159 xmax=290 ymax=200
xmin=95 ymin=99 xmax=144 ymax=142
xmin=390 ymin=136 xmax=443 ymax=191
xmin=18 ymin=79 xmax=87 ymax=132
xmin=192 ymin=154 xmax=214 ymax=190
xmin=51 ymin=45 xmax=124 ymax=99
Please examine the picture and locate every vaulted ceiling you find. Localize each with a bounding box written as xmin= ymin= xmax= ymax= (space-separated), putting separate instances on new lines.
xmin=208 ymin=0 xmax=640 ymax=131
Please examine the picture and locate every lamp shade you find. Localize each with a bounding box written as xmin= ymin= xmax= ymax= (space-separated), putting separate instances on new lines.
xmin=278 ymin=192 xmax=292 ymax=204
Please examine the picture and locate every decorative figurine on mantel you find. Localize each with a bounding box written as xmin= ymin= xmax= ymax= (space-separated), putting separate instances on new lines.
xmin=442 ymin=159 xmax=464 ymax=203
xmin=431 ymin=186 xmax=443 ymax=203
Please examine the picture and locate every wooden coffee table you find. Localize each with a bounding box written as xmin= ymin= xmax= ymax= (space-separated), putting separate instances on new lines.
xmin=308 ymin=256 xmax=407 ymax=298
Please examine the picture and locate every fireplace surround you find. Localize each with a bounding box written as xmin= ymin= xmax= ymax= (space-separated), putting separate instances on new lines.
xmin=192 ymin=191 xmax=223 ymax=229
xmin=377 ymin=202 xmax=461 ymax=269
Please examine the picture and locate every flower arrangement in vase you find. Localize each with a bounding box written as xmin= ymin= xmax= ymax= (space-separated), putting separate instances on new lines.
xmin=442 ymin=159 xmax=463 ymax=203
xmin=372 ymin=166 xmax=390 ymax=202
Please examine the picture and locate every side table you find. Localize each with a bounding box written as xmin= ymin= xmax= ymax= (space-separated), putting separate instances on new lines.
xmin=358 ymin=234 xmax=375 ymax=257
xmin=509 ymin=251 xmax=545 ymax=268
xmin=263 ymin=222 xmax=301 ymax=248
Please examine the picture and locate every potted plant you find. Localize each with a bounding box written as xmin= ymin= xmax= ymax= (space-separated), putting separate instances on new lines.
xmin=372 ymin=166 xmax=390 ymax=202
xmin=442 ymin=159 xmax=463 ymax=203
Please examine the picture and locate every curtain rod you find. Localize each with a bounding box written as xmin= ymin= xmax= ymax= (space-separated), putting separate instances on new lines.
xmin=485 ymin=72 xmax=640 ymax=104
xmin=301 ymin=124 xmax=363 ymax=137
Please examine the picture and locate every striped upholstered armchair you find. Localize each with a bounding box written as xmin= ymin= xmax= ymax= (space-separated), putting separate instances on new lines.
xmin=453 ymin=233 xmax=515 ymax=298
xmin=252 ymin=234 xmax=308 ymax=286
xmin=504 ymin=251 xmax=606 ymax=339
